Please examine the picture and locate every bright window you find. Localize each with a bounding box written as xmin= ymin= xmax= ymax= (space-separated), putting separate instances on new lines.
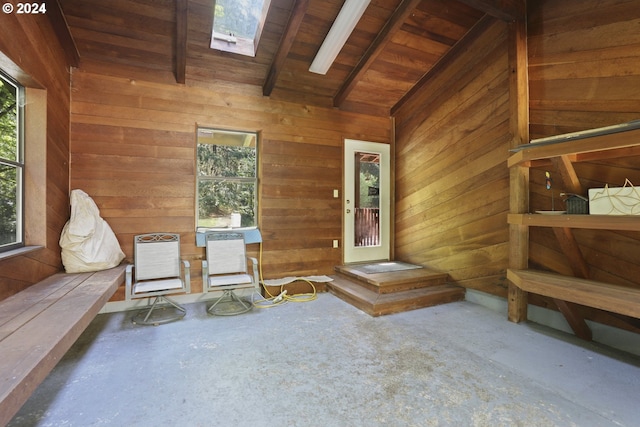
xmin=197 ymin=128 xmax=258 ymax=229
xmin=0 ymin=71 xmax=23 ymax=251
xmin=210 ymin=0 xmax=271 ymax=57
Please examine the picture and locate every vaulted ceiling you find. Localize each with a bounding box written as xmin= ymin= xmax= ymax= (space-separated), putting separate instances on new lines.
xmin=57 ymin=0 xmax=523 ymax=116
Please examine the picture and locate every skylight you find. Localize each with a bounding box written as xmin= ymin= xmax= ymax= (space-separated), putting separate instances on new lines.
xmin=210 ymin=0 xmax=271 ymax=57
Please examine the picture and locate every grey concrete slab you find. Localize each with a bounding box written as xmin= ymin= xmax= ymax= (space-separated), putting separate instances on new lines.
xmin=8 ymin=294 xmax=640 ymax=426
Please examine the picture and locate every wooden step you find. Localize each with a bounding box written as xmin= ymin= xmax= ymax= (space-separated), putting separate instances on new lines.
xmin=328 ymin=274 xmax=465 ymax=317
xmin=334 ymin=264 xmax=449 ymax=294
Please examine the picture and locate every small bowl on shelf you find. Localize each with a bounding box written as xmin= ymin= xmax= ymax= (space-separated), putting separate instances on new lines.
xmin=535 ymin=210 xmax=566 ymax=215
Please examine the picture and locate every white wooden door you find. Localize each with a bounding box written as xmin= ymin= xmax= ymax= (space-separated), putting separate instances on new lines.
xmin=343 ymin=139 xmax=390 ymax=263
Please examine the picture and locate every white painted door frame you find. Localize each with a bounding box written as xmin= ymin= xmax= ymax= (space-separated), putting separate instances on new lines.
xmin=343 ymin=139 xmax=391 ymax=263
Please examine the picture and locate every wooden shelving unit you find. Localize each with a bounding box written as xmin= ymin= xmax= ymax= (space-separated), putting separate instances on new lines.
xmin=507 ymin=123 xmax=640 ymax=339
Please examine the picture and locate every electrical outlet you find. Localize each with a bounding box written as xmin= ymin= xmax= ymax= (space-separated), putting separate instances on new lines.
xmin=332 ymin=239 xmax=339 ymax=248
xmin=333 ymin=189 xmax=339 ymax=198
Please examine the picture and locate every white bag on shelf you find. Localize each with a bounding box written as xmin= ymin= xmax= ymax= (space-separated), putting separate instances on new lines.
xmin=59 ymin=189 xmax=125 ymax=273
xmin=588 ymin=179 xmax=640 ymax=215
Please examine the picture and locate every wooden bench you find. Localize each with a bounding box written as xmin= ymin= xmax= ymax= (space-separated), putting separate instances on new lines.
xmin=507 ymin=268 xmax=640 ymax=319
xmin=0 ymin=264 xmax=126 ymax=426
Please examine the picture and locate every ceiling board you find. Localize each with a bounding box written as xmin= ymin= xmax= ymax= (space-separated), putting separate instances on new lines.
xmin=59 ymin=0 xmax=521 ymax=116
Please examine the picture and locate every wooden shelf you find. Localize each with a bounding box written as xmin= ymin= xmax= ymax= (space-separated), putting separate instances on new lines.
xmin=507 ymin=269 xmax=640 ymax=319
xmin=508 ymin=127 xmax=640 ymax=167
xmin=508 ymin=123 xmax=640 ymax=329
xmin=508 ymin=213 xmax=640 ymax=231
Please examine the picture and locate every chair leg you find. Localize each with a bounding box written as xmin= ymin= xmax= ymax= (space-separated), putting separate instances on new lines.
xmin=132 ymin=296 xmax=187 ymax=326
xmin=207 ymin=289 xmax=253 ymax=316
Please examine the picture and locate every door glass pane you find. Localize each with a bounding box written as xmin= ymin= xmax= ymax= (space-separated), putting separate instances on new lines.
xmin=354 ymin=151 xmax=380 ymax=247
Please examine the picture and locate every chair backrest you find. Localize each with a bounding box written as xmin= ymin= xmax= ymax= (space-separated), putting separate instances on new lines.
xmin=205 ymin=232 xmax=247 ymax=275
xmin=134 ymin=233 xmax=181 ymax=282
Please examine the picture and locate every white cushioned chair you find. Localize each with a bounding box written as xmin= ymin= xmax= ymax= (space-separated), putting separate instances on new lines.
xmin=202 ymin=231 xmax=259 ymax=315
xmin=125 ymin=233 xmax=190 ymax=325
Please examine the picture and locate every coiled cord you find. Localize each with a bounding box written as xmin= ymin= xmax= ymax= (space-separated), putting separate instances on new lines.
xmin=253 ymin=241 xmax=317 ymax=309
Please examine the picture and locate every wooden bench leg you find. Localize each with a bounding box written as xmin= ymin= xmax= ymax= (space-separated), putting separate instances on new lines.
xmin=508 ymin=282 xmax=528 ymax=323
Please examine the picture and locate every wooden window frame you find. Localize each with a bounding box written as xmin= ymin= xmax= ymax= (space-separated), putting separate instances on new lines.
xmin=0 ymin=54 xmax=47 ymax=260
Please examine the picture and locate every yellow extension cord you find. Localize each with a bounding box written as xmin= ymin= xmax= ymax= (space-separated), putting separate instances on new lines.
xmin=253 ymin=241 xmax=317 ymax=309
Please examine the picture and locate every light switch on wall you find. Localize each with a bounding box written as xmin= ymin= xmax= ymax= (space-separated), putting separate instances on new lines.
xmin=333 ymin=189 xmax=339 ymax=198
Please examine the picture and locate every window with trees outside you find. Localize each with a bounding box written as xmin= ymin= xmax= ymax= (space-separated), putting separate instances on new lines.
xmin=197 ymin=128 xmax=257 ymax=230
xmin=210 ymin=0 xmax=271 ymax=57
xmin=0 ymin=71 xmax=23 ymax=252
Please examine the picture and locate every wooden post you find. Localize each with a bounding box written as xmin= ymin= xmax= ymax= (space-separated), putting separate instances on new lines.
xmin=507 ymin=11 xmax=530 ymax=323
xmin=509 ymin=168 xmax=529 ymax=322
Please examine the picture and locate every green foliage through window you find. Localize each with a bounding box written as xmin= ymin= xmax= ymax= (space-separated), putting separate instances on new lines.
xmin=357 ymin=154 xmax=380 ymax=209
xmin=197 ymin=128 xmax=257 ymax=229
xmin=0 ymin=71 xmax=23 ymax=250
xmin=214 ymin=0 xmax=264 ymax=39
xmin=210 ymin=0 xmax=271 ymax=57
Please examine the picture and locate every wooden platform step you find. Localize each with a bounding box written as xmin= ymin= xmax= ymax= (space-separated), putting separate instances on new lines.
xmin=328 ymin=267 xmax=465 ymax=317
xmin=334 ymin=264 xmax=449 ymax=294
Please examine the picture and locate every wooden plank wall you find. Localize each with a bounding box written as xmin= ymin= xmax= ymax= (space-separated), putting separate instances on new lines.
xmin=70 ymin=69 xmax=391 ymax=299
xmin=393 ymin=19 xmax=511 ymax=297
xmin=61 ymin=0 xmax=390 ymax=300
xmin=0 ymin=15 xmax=71 ymax=301
xmin=527 ymin=0 xmax=640 ymax=331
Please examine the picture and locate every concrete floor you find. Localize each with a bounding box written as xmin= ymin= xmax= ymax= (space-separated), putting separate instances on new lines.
xmin=8 ymin=293 xmax=640 ymax=427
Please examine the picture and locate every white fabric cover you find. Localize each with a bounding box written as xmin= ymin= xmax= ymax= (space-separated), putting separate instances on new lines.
xmin=59 ymin=189 xmax=125 ymax=273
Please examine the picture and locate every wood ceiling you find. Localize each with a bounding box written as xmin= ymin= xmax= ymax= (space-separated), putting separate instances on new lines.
xmin=58 ymin=0 xmax=524 ymax=117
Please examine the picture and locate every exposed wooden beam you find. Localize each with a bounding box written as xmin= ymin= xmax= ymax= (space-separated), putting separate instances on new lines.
xmin=263 ymin=0 xmax=309 ymax=96
xmin=457 ymin=0 xmax=525 ymax=21
xmin=552 ymin=227 xmax=590 ymax=280
xmin=554 ymin=299 xmax=592 ymax=341
xmin=333 ymin=0 xmax=422 ymax=108
xmin=551 ymin=155 xmax=583 ymax=195
xmin=391 ymin=14 xmax=494 ymax=116
xmin=552 ymin=220 xmax=593 ymax=341
xmin=175 ymin=0 xmax=188 ymax=84
xmin=607 ymin=313 xmax=640 ymax=332
xmin=46 ymin=0 xmax=80 ymax=68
